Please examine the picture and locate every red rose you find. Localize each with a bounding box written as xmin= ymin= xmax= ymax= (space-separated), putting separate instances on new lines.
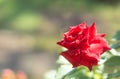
xmin=57 ymin=22 xmax=111 ymax=71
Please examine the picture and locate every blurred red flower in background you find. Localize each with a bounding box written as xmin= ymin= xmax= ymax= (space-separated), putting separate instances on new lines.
xmin=57 ymin=22 xmax=111 ymax=71
xmin=1 ymin=69 xmax=27 ymax=79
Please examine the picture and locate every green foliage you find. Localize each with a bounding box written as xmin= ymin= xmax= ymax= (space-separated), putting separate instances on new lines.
xmin=111 ymin=43 xmax=120 ymax=49
xmin=105 ymin=56 xmax=120 ymax=67
xmin=10 ymin=12 xmax=41 ymax=32
xmin=111 ymin=30 xmax=120 ymax=51
xmin=113 ymin=30 xmax=120 ymax=40
xmin=104 ymin=56 xmax=120 ymax=74
xmin=104 ymin=31 xmax=120 ymax=79
xmin=107 ymin=71 xmax=120 ymax=79
xmin=61 ymin=67 xmax=90 ymax=79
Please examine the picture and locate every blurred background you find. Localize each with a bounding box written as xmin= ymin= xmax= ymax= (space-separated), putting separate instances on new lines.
xmin=0 ymin=0 xmax=120 ymax=79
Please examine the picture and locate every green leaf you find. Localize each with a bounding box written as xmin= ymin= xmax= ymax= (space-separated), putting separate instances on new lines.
xmin=104 ymin=56 xmax=120 ymax=73
xmin=61 ymin=67 xmax=90 ymax=79
xmin=111 ymin=42 xmax=120 ymax=49
xmin=105 ymin=56 xmax=120 ymax=66
xmin=113 ymin=30 xmax=120 ymax=41
xmin=107 ymin=71 xmax=120 ymax=78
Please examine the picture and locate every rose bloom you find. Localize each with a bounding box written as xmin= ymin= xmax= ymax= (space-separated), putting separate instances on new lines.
xmin=57 ymin=22 xmax=111 ymax=71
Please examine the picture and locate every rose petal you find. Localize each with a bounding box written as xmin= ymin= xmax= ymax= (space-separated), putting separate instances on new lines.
xmin=89 ymin=22 xmax=96 ymax=42
xmin=61 ymin=49 xmax=81 ymax=67
xmin=90 ymin=36 xmax=111 ymax=54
